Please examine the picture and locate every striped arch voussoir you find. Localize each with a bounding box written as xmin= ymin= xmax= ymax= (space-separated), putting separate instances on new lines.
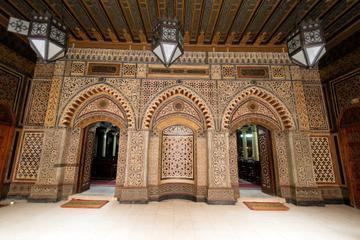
xmin=60 ymin=84 xmax=135 ymax=128
xmin=222 ymin=87 xmax=294 ymax=130
xmin=142 ymin=86 xmax=215 ymax=129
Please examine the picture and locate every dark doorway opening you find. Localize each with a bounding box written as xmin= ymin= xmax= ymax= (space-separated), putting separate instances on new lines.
xmin=236 ymin=124 xmax=276 ymax=196
xmin=77 ymin=122 xmax=119 ymax=193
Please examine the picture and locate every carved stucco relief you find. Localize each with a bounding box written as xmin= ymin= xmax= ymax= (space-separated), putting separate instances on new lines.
xmin=208 ymin=131 xmax=231 ymax=188
xmin=125 ymin=130 xmax=148 ymax=187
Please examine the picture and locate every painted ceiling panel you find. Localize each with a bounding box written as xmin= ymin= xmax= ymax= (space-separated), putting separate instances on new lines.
xmin=0 ymin=0 xmax=357 ymax=50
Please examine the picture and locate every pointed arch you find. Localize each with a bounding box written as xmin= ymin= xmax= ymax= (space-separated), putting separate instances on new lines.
xmin=222 ymin=86 xmax=295 ymax=130
xmin=59 ymin=84 xmax=135 ymax=128
xmin=142 ymin=85 xmax=215 ymax=129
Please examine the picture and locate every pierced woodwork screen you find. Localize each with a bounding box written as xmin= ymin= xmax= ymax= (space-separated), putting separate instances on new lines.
xmin=161 ymin=125 xmax=194 ymax=180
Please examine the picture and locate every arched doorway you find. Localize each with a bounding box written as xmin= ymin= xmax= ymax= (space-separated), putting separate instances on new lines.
xmin=339 ymin=104 xmax=360 ymax=208
xmin=77 ymin=122 xmax=120 ymax=195
xmin=0 ymin=104 xmax=15 ymax=198
xmin=236 ymin=124 xmax=276 ymax=196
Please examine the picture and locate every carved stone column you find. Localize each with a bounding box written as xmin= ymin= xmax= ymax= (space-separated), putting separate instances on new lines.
xmin=286 ymin=130 xmax=324 ymax=206
xmin=29 ymin=127 xmax=69 ymax=202
xmin=115 ymin=130 xmax=128 ymax=196
xmin=207 ymin=130 xmax=236 ymax=204
xmin=118 ymin=129 xmax=149 ymax=203
xmin=229 ymin=132 xmax=240 ymax=199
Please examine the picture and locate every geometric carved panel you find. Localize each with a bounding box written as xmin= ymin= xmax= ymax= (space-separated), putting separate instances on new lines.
xmin=122 ymin=63 xmax=136 ymax=77
xmin=237 ymin=66 xmax=269 ymax=79
xmin=155 ymin=98 xmax=202 ymax=125
xmin=222 ymin=65 xmax=235 ymax=79
xmin=304 ymin=85 xmax=328 ymax=130
xmin=271 ymin=66 xmax=286 ymax=80
xmin=310 ymin=136 xmax=336 ymax=184
xmin=26 ymin=81 xmax=52 ymax=125
xmin=161 ymin=125 xmax=194 ymax=180
xmin=0 ymin=67 xmax=21 ymax=110
xmin=14 ymin=132 xmax=44 ymax=182
xmin=70 ymin=62 xmax=86 ymax=76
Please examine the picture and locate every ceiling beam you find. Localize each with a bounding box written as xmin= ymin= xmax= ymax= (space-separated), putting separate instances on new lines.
xmin=136 ymin=0 xmax=153 ymax=42
xmin=79 ymin=0 xmax=108 ymax=41
xmin=262 ymin=0 xmax=299 ymax=44
xmin=7 ymin=0 xmax=32 ymax=21
xmin=205 ymin=0 xmax=223 ymax=44
xmin=327 ymin=18 xmax=360 ymax=50
xmin=252 ymin=0 xmax=282 ymax=45
xmin=69 ymin=39 xmax=286 ymax=52
xmin=63 ymin=0 xmax=97 ymax=40
xmin=324 ymin=1 xmax=359 ymax=30
xmin=0 ymin=1 xmax=26 ymax=20
xmin=275 ymin=0 xmax=322 ymax=44
xmin=238 ymin=0 xmax=262 ymax=44
xmin=222 ymin=0 xmax=243 ymax=44
xmin=38 ymin=0 xmax=82 ymax=40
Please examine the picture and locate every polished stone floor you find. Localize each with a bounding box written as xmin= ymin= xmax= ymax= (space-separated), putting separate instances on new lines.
xmin=0 ymin=188 xmax=359 ymax=240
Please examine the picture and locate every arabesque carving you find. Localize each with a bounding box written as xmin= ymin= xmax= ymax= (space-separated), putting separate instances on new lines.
xmin=142 ymin=85 xmax=215 ymax=129
xmin=59 ymin=84 xmax=135 ymax=128
xmin=222 ymin=86 xmax=294 ymax=130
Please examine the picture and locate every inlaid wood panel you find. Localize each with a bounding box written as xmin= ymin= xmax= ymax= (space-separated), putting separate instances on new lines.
xmin=0 ymin=0 xmax=357 ymax=50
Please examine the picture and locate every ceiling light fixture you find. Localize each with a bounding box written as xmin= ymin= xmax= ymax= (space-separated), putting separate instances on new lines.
xmin=152 ymin=19 xmax=184 ymax=67
xmin=7 ymin=3 xmax=67 ymax=63
xmin=287 ymin=20 xmax=326 ymax=68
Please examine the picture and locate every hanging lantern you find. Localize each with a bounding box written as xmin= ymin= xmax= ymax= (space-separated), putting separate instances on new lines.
xmin=287 ymin=20 xmax=326 ymax=68
xmin=28 ymin=13 xmax=67 ymax=62
xmin=152 ymin=19 xmax=184 ymax=67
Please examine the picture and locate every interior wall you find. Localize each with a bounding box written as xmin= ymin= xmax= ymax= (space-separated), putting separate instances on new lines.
xmin=3 ymin=48 xmax=339 ymax=205
xmin=0 ymin=42 xmax=35 ymax=199
xmin=320 ymin=32 xmax=360 ymax=203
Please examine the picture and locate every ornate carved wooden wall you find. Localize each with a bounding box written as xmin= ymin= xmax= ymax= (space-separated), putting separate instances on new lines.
xmin=1 ymin=0 xmax=357 ymax=52
xmin=0 ymin=48 xmax=341 ymax=205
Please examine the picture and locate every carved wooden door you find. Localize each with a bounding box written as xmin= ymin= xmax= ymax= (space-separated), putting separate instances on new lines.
xmin=257 ymin=126 xmax=276 ymax=195
xmin=0 ymin=124 xmax=14 ymax=194
xmin=77 ymin=128 xmax=96 ymax=193
xmin=341 ymin=125 xmax=360 ymax=208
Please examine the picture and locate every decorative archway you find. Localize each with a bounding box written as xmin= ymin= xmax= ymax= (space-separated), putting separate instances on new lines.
xmin=142 ymin=85 xmax=215 ymax=129
xmin=59 ymin=85 xmax=133 ymax=198
xmin=59 ymin=84 xmax=135 ymax=128
xmin=338 ymin=103 xmax=360 ymax=208
xmin=229 ymin=118 xmax=281 ymax=197
xmin=222 ymin=87 xmax=294 ymax=199
xmin=222 ymin=86 xmax=295 ymax=130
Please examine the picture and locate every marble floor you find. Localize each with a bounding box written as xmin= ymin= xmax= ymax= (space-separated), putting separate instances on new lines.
xmin=0 ymin=189 xmax=359 ymax=240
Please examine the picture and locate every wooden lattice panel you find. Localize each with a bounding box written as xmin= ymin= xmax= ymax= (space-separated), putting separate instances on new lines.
xmin=161 ymin=125 xmax=194 ymax=180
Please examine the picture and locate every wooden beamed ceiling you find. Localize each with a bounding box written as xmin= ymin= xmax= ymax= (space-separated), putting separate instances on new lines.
xmin=0 ymin=0 xmax=359 ymax=52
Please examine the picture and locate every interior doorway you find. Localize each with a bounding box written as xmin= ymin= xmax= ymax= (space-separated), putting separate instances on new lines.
xmin=236 ymin=124 xmax=276 ymax=197
xmin=77 ymin=122 xmax=119 ymax=196
xmin=339 ymin=104 xmax=360 ymax=208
